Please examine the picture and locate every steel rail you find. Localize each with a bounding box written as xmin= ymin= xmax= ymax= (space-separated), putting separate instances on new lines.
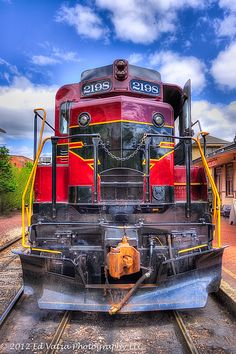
xmin=0 ymin=286 xmax=24 ymax=328
xmin=46 ymin=311 xmax=71 ymax=354
xmin=0 ymin=236 xmax=22 ymax=271
xmin=173 ymin=311 xmax=199 ymax=354
xmin=0 ymin=236 xmax=21 ymax=252
xmin=0 ymin=255 xmax=18 ymax=271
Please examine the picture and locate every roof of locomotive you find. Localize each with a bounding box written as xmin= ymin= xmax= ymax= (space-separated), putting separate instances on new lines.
xmin=81 ymin=63 xmax=161 ymax=82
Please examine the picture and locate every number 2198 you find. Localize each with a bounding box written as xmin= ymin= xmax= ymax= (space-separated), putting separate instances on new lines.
xmin=130 ymin=80 xmax=160 ymax=96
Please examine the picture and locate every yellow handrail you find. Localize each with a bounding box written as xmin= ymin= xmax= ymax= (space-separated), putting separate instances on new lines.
xmin=22 ymin=117 xmax=221 ymax=256
xmin=192 ymin=132 xmax=221 ymax=248
xmin=21 ymin=109 xmax=61 ymax=255
xmin=28 ymin=108 xmax=47 ymax=220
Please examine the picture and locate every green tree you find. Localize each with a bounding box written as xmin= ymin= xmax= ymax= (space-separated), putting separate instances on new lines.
xmin=6 ymin=161 xmax=33 ymax=209
xmin=0 ymin=146 xmax=16 ymax=213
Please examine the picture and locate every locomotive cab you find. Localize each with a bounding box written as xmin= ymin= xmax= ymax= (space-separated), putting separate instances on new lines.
xmin=17 ymin=59 xmax=224 ymax=313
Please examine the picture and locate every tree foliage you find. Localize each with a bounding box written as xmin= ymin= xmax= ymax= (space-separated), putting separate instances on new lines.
xmin=0 ymin=146 xmax=16 ymax=193
xmin=0 ymin=147 xmax=32 ymax=214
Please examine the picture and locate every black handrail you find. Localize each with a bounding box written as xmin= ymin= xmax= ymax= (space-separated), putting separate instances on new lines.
xmin=145 ymin=133 xmax=192 ymax=217
xmin=50 ymin=134 xmax=101 ymax=216
xmin=48 ymin=132 xmax=193 ymax=216
xmin=51 ymin=137 xmax=58 ymax=218
xmin=33 ymin=111 xmax=55 ymax=161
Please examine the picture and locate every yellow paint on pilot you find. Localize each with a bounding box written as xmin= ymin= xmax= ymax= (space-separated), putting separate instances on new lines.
xmin=178 ymin=244 xmax=208 ymax=254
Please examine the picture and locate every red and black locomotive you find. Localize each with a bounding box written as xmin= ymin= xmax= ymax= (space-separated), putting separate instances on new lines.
xmin=18 ymin=59 xmax=224 ymax=313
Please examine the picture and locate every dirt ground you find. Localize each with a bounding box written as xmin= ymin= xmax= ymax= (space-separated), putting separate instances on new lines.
xmin=0 ymin=211 xmax=22 ymax=247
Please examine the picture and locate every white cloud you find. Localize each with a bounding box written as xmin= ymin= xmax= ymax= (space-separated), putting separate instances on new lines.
xmin=31 ymin=47 xmax=80 ymax=66
xmin=149 ymin=51 xmax=206 ymax=92
xmin=95 ymin=0 xmax=209 ymax=44
xmin=219 ymin=0 xmax=236 ymax=12
xmin=215 ymin=0 xmax=236 ymax=38
xmin=8 ymin=145 xmax=34 ymax=158
xmin=0 ymin=58 xmax=19 ymax=74
xmin=31 ymin=55 xmax=60 ymax=66
xmin=0 ymin=58 xmax=20 ymax=83
xmin=215 ymin=14 xmax=236 ymax=38
xmin=211 ymin=41 xmax=236 ymax=89
xmin=55 ymin=1 xmax=209 ymax=44
xmin=0 ymin=76 xmax=56 ymax=144
xmin=192 ymin=100 xmax=235 ymax=141
xmin=55 ymin=3 xmax=108 ymax=40
xmin=128 ymin=53 xmax=144 ymax=65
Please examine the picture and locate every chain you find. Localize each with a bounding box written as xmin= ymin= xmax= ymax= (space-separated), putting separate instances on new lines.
xmin=99 ymin=134 xmax=147 ymax=161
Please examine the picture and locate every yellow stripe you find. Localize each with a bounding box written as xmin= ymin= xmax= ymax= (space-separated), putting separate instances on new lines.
xmin=70 ymin=120 xmax=174 ymax=129
xmin=174 ymin=182 xmax=207 ymax=186
xmin=142 ymin=150 xmax=174 ymax=167
xmin=178 ymin=244 xmax=208 ymax=254
xmin=160 ymin=141 xmax=175 ymax=146
xmin=149 ymin=150 xmax=174 ymax=169
xmin=69 ymin=149 xmax=97 ymax=171
xmin=69 ymin=149 xmax=93 ymax=162
xmin=57 ymin=141 xmax=84 ymax=147
xmin=159 ymin=146 xmax=173 ymax=149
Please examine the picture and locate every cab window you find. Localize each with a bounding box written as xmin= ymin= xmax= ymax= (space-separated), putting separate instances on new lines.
xmin=59 ymin=102 xmax=72 ymax=134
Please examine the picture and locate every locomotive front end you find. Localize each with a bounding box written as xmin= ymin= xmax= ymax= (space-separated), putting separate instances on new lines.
xmin=17 ymin=59 xmax=224 ymax=313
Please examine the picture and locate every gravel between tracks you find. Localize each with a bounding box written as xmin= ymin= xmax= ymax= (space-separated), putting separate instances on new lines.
xmin=0 ymin=240 xmax=23 ymax=318
xmin=1 ymin=294 xmax=236 ymax=354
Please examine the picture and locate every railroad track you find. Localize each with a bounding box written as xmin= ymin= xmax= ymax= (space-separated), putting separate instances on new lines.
xmin=173 ymin=311 xmax=199 ymax=354
xmin=0 ymin=286 xmax=24 ymax=328
xmin=0 ymin=236 xmax=21 ymax=252
xmin=0 ymin=235 xmax=23 ymax=330
xmin=46 ymin=311 xmax=71 ymax=354
xmin=0 ymin=237 xmax=22 ymax=271
xmin=45 ymin=310 xmax=200 ymax=354
xmin=46 ymin=311 xmax=199 ymax=354
xmin=0 ymin=294 xmax=236 ymax=353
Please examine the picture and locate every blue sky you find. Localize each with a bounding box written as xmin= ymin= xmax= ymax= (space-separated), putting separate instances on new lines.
xmin=0 ymin=0 xmax=236 ymax=157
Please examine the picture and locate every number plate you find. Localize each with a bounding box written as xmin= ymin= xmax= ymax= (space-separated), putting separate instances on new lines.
xmin=130 ymin=79 xmax=160 ymax=96
xmin=81 ymin=79 xmax=112 ymax=96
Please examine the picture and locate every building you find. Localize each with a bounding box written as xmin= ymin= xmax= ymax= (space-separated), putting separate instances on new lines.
xmin=10 ymin=155 xmax=33 ymax=168
xmin=192 ymin=135 xmax=229 ymax=161
xmin=194 ymin=140 xmax=236 ymax=206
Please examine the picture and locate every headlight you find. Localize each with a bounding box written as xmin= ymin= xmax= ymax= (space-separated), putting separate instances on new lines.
xmin=153 ymin=113 xmax=164 ymax=127
xmin=78 ymin=112 xmax=91 ymax=127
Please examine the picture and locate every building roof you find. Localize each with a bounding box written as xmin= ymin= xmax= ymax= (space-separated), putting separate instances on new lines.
xmin=193 ymin=141 xmax=236 ymax=166
xmin=193 ymin=135 xmax=230 ymax=146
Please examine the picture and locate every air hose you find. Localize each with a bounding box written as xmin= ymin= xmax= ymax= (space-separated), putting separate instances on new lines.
xmin=109 ymin=269 xmax=152 ymax=315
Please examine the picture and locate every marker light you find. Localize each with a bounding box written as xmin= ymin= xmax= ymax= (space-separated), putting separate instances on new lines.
xmin=78 ymin=112 xmax=91 ymax=127
xmin=114 ymin=59 xmax=128 ymax=81
xmin=153 ymin=113 xmax=164 ymax=127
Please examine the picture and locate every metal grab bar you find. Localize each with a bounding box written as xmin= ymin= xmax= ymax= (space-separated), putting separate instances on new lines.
xmin=33 ymin=110 xmax=55 ymax=160
xmin=22 ymin=136 xmax=61 ymax=254
xmin=22 ymin=122 xmax=221 ymax=254
xmin=22 ymin=122 xmax=102 ymax=253
xmin=145 ymin=132 xmax=221 ymax=247
xmin=29 ymin=109 xmax=47 ymax=222
xmin=193 ymin=132 xmax=221 ymax=248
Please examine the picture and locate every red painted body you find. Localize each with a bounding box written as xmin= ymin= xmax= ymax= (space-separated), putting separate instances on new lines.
xmin=34 ymin=67 xmax=207 ymax=205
